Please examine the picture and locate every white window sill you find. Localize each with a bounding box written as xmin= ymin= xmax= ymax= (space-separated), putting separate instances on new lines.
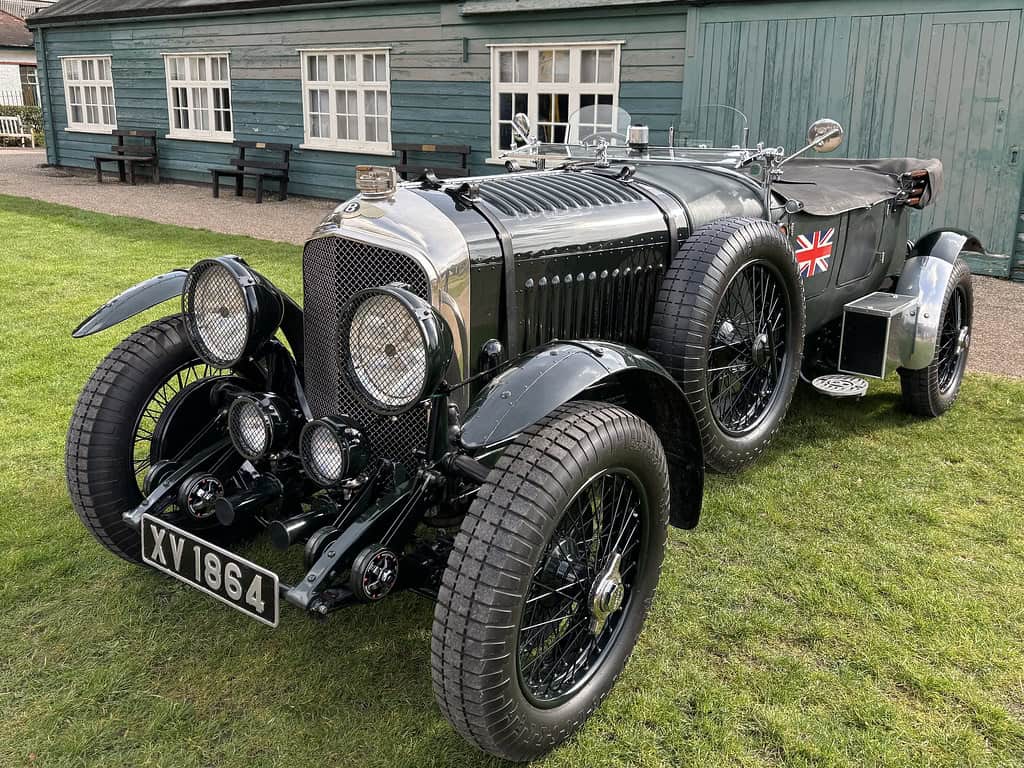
xmin=300 ymin=142 xmax=395 ymax=156
xmin=64 ymin=126 xmax=116 ymax=135
xmin=165 ymin=133 xmax=236 ymax=144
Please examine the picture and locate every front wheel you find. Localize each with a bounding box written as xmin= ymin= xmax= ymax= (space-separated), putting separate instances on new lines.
xmin=66 ymin=315 xmax=229 ymax=563
xmin=431 ymin=402 xmax=670 ymax=761
xmin=898 ymin=258 xmax=973 ymax=416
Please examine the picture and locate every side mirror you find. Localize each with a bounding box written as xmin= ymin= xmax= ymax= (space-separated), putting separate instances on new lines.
xmin=511 ymin=112 xmax=533 ymax=145
xmin=808 ymin=118 xmax=844 ymax=153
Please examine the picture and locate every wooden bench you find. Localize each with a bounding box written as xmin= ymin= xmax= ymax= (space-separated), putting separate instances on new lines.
xmin=394 ymin=142 xmax=470 ymax=180
xmin=94 ymin=129 xmax=159 ymax=184
xmin=0 ymin=115 xmax=35 ymax=147
xmin=209 ymin=141 xmax=292 ymax=203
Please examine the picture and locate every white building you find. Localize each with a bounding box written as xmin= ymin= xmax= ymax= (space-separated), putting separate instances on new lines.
xmin=0 ymin=9 xmax=36 ymax=106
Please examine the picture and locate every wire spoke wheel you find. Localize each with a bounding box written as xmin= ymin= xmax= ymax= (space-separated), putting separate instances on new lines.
xmin=707 ymin=261 xmax=790 ymax=435
xmin=517 ymin=469 xmax=646 ymax=707
xmin=130 ymin=361 xmax=218 ymax=486
xmin=936 ymin=285 xmax=968 ymax=394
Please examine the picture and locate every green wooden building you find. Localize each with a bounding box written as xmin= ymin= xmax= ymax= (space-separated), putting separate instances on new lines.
xmin=26 ymin=0 xmax=1024 ymax=279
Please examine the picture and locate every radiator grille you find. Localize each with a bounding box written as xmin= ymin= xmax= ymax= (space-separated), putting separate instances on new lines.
xmin=302 ymin=236 xmax=431 ymax=472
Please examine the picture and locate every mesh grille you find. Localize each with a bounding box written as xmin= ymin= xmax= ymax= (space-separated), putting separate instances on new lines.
xmin=303 ymin=236 xmax=431 ymax=472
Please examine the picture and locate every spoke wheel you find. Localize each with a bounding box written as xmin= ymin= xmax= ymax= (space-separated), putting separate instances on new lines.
xmin=649 ymin=217 xmax=805 ymax=473
xmin=517 ymin=469 xmax=646 ymax=707
xmin=432 ymin=402 xmax=671 ymax=761
xmin=130 ymin=361 xmax=219 ymax=485
xmin=707 ymin=261 xmax=790 ymax=435
xmin=936 ymin=285 xmax=968 ymax=394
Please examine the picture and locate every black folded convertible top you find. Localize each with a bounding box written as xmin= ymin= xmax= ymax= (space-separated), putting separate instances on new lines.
xmin=773 ymin=157 xmax=943 ymax=217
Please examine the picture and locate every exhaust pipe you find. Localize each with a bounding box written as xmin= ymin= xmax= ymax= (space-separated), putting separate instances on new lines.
xmin=215 ymin=474 xmax=283 ymax=526
xmin=267 ymin=507 xmax=334 ymax=551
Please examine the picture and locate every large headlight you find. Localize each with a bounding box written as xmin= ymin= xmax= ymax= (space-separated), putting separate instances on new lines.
xmin=341 ymin=285 xmax=453 ymax=415
xmin=182 ymin=257 xmax=283 ymax=368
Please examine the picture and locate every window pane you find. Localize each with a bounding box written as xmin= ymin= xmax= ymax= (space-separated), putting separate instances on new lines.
xmin=212 ymin=57 xmax=228 ymax=80
xmin=499 ymin=123 xmax=512 ymax=150
xmin=98 ymin=59 xmax=110 ymax=81
xmin=538 ymin=49 xmax=569 ymax=83
xmin=499 ymin=51 xmax=512 ymax=83
xmin=64 ymin=60 xmax=76 ymax=81
xmin=335 ymin=54 xmax=356 ymax=82
xmin=190 ymin=56 xmax=206 ymax=81
xmin=82 ymin=60 xmax=95 ymax=80
xmin=515 ymin=50 xmax=528 ymax=82
xmin=581 ymin=50 xmax=596 ymax=83
xmin=170 ymin=57 xmax=185 ymax=81
xmin=597 ymin=50 xmax=614 ymax=83
xmin=499 ymin=92 xmax=512 ymax=121
xmin=365 ymin=115 xmax=377 ymax=142
xmin=363 ymin=53 xmax=385 ymax=82
xmin=375 ymin=116 xmax=389 ymax=143
xmin=103 ymin=105 xmax=115 ymax=125
xmin=191 ymin=87 xmax=209 ymax=130
xmin=308 ymin=55 xmax=327 ymax=82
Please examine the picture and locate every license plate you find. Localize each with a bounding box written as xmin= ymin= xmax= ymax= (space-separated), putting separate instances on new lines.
xmin=141 ymin=513 xmax=279 ymax=627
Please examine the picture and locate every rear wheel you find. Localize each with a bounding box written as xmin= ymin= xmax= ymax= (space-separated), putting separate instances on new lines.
xmin=66 ymin=316 xmax=231 ymax=563
xmin=431 ymin=402 xmax=670 ymax=761
xmin=649 ymin=217 xmax=805 ymax=472
xmin=899 ymin=258 xmax=973 ymax=416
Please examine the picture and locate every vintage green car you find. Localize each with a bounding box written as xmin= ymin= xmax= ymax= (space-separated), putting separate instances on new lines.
xmin=66 ymin=107 xmax=976 ymax=760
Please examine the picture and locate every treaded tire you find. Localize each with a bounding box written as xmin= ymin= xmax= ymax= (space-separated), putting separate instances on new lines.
xmin=66 ymin=315 xmax=204 ymax=563
xmin=430 ymin=402 xmax=670 ymax=762
xmin=648 ymin=217 xmax=805 ymax=473
xmin=899 ymin=258 xmax=973 ymax=417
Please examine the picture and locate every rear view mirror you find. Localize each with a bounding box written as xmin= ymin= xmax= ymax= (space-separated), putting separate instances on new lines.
xmin=511 ymin=113 xmax=533 ymax=145
xmin=808 ymin=118 xmax=844 ymax=153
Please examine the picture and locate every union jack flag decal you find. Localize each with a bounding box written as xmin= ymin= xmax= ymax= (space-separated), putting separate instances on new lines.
xmin=794 ymin=228 xmax=835 ymax=278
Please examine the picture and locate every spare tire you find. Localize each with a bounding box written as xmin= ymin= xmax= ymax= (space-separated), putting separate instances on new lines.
xmin=648 ymin=217 xmax=805 ymax=472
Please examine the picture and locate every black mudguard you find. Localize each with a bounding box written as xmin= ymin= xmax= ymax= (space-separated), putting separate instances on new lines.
xmin=73 ymin=270 xmax=188 ymax=338
xmin=460 ymin=340 xmax=704 ymax=529
xmin=72 ymin=265 xmax=305 ymax=365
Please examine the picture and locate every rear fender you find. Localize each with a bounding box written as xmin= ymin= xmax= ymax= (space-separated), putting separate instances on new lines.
xmin=460 ymin=341 xmax=704 ymax=528
xmin=72 ymin=264 xmax=305 ymax=365
xmin=896 ymin=229 xmax=982 ymax=370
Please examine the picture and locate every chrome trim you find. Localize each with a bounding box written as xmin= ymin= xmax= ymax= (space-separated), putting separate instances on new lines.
xmin=308 ymin=189 xmax=472 ymax=408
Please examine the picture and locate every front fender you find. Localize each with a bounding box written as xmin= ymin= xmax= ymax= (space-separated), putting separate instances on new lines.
xmin=73 ymin=270 xmax=188 ymax=338
xmin=72 ymin=263 xmax=305 ymax=365
xmin=896 ymin=228 xmax=982 ymax=370
xmin=461 ymin=340 xmax=704 ymax=528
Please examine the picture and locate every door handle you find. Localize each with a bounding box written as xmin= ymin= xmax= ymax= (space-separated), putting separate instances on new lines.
xmin=1011 ymin=146 xmax=1020 ymax=166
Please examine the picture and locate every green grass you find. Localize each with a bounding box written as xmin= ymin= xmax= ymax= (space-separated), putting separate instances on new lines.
xmin=1 ymin=193 xmax=1023 ymax=768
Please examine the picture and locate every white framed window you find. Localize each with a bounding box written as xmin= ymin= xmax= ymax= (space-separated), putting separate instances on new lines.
xmin=163 ymin=53 xmax=233 ymax=141
xmin=61 ymin=56 xmax=116 ymax=133
xmin=489 ymin=42 xmax=622 ymax=158
xmin=299 ymin=48 xmax=392 ymax=154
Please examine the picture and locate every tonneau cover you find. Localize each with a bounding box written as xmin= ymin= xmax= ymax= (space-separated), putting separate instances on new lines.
xmin=773 ymin=157 xmax=943 ymax=216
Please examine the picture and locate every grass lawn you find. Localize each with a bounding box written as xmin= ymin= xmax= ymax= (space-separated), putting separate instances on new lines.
xmin=1 ymin=193 xmax=1023 ymax=768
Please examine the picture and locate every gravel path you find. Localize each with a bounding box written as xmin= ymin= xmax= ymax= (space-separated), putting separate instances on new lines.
xmin=0 ymin=148 xmax=335 ymax=245
xmin=2 ymin=148 xmax=1021 ymax=377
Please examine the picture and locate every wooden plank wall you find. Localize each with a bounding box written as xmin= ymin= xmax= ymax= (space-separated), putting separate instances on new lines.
xmin=34 ymin=1 xmax=687 ymax=200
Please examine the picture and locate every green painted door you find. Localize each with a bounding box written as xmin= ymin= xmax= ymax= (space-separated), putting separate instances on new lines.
xmin=681 ymin=2 xmax=1024 ymax=277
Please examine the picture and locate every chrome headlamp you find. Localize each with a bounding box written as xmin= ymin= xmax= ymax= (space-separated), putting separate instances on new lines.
xmin=182 ymin=256 xmax=283 ymax=368
xmin=340 ymin=284 xmax=454 ymax=415
xmin=228 ymin=393 xmax=293 ymax=460
xmin=299 ymin=417 xmax=370 ymax=487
